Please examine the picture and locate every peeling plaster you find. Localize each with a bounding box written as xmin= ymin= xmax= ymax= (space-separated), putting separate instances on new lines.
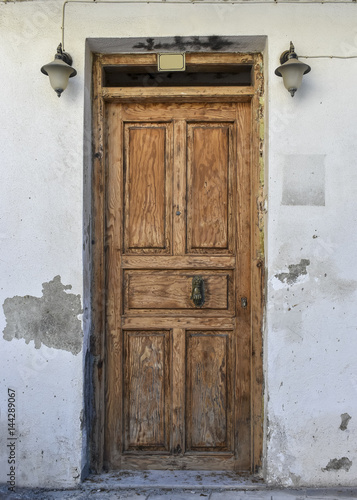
xmin=276 ymin=259 xmax=311 ymax=285
xmin=2 ymin=276 xmax=82 ymax=355
xmin=340 ymin=413 xmax=352 ymax=431
xmin=322 ymin=457 xmax=352 ymax=472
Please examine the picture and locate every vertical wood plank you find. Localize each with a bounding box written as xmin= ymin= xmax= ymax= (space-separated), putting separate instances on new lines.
xmin=171 ymin=328 xmax=185 ymax=455
xmin=173 ymin=120 xmax=186 ymax=256
xmin=91 ymin=55 xmax=106 ymax=473
xmin=251 ymin=53 xmax=265 ymax=473
xmin=105 ymin=102 xmax=124 ymax=466
xmin=234 ymin=100 xmax=252 ymax=470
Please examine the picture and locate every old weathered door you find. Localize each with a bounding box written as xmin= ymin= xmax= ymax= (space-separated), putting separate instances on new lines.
xmin=105 ymin=100 xmax=252 ymax=471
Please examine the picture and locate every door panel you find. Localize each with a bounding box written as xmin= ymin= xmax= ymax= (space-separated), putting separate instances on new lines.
xmin=187 ymin=123 xmax=233 ymax=253
xmin=123 ymin=330 xmax=170 ymax=452
xmin=124 ymin=270 xmax=233 ymax=313
xmin=186 ymin=331 xmax=233 ymax=452
xmin=124 ymin=122 xmax=172 ymax=253
xmin=105 ymin=101 xmax=251 ymax=471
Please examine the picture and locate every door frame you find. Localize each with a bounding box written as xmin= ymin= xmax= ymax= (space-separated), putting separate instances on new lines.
xmin=89 ymin=48 xmax=265 ymax=475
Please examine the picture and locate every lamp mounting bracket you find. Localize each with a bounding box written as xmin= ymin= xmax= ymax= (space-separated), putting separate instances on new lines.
xmin=279 ymin=50 xmax=290 ymax=65
xmin=279 ymin=41 xmax=298 ymax=65
xmin=55 ymin=43 xmax=74 ymax=67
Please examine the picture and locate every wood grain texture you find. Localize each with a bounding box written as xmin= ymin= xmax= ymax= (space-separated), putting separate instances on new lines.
xmin=173 ymin=120 xmax=186 ymax=255
xmin=233 ymin=101 xmax=252 ymax=471
xmin=91 ymin=55 xmax=106 ymax=472
xmin=91 ymin=52 xmax=264 ymax=475
xmin=120 ymin=102 xmax=237 ymax=121
xmin=186 ymin=331 xmax=233 ymax=452
xmin=105 ymin=102 xmax=125 ymax=467
xmin=124 ymin=330 xmax=170 ymax=451
xmin=102 ymin=87 xmax=254 ymax=103
xmin=124 ymin=123 xmax=172 ymax=253
xmin=122 ymin=317 xmax=235 ymax=330
xmin=187 ymin=124 xmax=232 ymax=252
xmin=100 ymin=53 xmax=254 ymax=67
xmin=105 ymin=98 xmax=251 ymax=471
xmin=122 ymin=255 xmax=235 ymax=269
xmin=124 ymin=271 xmax=232 ymax=312
xmin=171 ymin=328 xmax=185 ymax=455
xmin=119 ymin=454 xmax=237 ymax=471
xmin=251 ymin=53 xmax=265 ymax=473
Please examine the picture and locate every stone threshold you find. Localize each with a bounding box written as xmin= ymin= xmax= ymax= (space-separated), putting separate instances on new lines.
xmin=83 ymin=470 xmax=265 ymax=491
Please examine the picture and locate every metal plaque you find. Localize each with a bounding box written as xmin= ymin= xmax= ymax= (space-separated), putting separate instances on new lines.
xmin=157 ymin=53 xmax=186 ymax=72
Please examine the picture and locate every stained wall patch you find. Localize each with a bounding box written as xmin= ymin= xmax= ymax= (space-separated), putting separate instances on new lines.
xmin=2 ymin=276 xmax=82 ymax=355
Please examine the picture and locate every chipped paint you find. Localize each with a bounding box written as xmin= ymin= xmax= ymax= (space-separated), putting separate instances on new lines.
xmin=3 ymin=276 xmax=82 ymax=355
xmin=322 ymin=457 xmax=352 ymax=472
xmin=276 ymin=259 xmax=310 ymax=285
xmin=340 ymin=413 xmax=352 ymax=431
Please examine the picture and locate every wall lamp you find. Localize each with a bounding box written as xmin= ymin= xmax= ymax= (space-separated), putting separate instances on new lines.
xmin=41 ymin=43 xmax=77 ymax=97
xmin=275 ymin=42 xmax=311 ymax=97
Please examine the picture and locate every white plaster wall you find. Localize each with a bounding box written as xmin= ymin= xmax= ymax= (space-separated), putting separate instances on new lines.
xmin=1 ymin=0 xmax=357 ymax=489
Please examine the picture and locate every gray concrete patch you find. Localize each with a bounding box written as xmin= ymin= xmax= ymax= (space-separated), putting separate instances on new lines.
xmin=322 ymin=457 xmax=353 ymax=472
xmin=2 ymin=276 xmax=82 ymax=355
xmin=276 ymin=259 xmax=310 ymax=285
xmin=340 ymin=413 xmax=352 ymax=431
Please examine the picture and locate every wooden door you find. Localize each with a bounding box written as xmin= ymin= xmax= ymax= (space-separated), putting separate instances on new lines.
xmin=105 ymin=100 xmax=251 ymax=471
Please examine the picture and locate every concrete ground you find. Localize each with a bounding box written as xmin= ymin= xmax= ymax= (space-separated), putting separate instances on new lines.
xmin=1 ymin=471 xmax=356 ymax=500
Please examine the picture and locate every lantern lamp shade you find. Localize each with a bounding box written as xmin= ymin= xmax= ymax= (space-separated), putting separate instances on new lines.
xmin=275 ymin=58 xmax=311 ymax=97
xmin=41 ymin=58 xmax=77 ymax=97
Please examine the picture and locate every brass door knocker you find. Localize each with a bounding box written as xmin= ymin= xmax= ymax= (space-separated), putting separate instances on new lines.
xmin=191 ymin=276 xmax=205 ymax=307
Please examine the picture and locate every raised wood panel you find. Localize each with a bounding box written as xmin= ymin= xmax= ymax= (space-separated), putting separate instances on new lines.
xmin=124 ymin=123 xmax=172 ymax=253
xmin=122 ymin=316 xmax=235 ymax=330
xmin=186 ymin=331 xmax=233 ymax=452
xmin=122 ymin=255 xmax=235 ymax=270
xmin=187 ymin=123 xmax=233 ymax=253
xmin=119 ymin=454 xmax=237 ymax=471
xmin=120 ymin=102 xmax=237 ymax=121
xmin=123 ymin=330 xmax=170 ymax=451
xmin=124 ymin=270 xmax=233 ymax=313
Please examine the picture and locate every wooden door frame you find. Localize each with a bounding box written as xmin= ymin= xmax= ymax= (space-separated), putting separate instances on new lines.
xmin=89 ymin=51 xmax=265 ymax=475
